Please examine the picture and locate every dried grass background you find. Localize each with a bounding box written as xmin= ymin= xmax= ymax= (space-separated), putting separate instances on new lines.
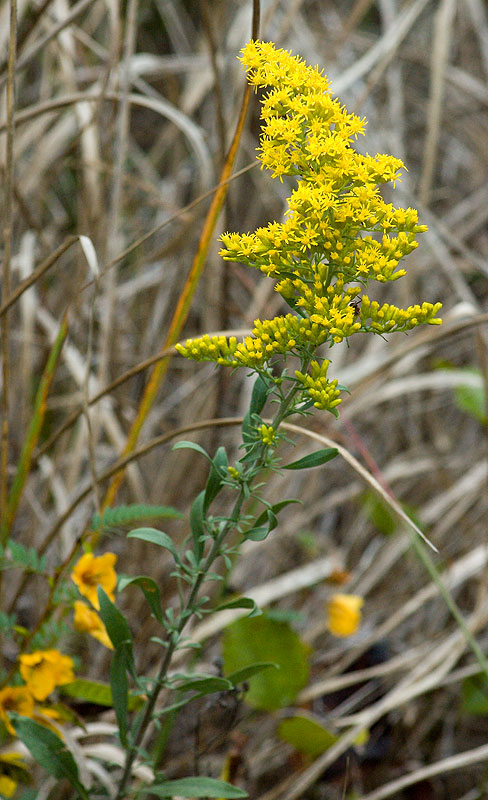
xmin=1 ymin=0 xmax=488 ymax=797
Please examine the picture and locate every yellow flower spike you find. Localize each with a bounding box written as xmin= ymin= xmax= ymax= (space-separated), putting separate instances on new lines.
xmin=73 ymin=601 xmax=113 ymax=649
xmin=259 ymin=425 xmax=276 ymax=446
xmin=327 ymin=593 xmax=364 ymax=637
xmin=71 ymin=551 xmax=117 ymax=610
xmin=0 ymin=687 xmax=34 ymax=735
xmin=19 ymin=650 xmax=74 ymax=701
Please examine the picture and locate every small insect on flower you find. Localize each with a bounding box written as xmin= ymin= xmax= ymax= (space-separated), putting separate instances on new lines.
xmin=349 ymin=297 xmax=362 ymax=319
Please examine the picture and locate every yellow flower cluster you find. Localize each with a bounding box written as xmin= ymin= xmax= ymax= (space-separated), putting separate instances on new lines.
xmin=0 ymin=649 xmax=74 ymax=737
xmin=295 ymin=360 xmax=342 ymax=411
xmin=176 ymin=40 xmax=441 ymax=413
xmin=258 ymin=424 xmax=276 ymax=445
xmin=71 ymin=551 xmax=117 ymax=648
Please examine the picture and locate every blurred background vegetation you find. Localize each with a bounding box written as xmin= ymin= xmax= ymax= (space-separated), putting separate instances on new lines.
xmin=1 ymin=0 xmax=488 ymax=797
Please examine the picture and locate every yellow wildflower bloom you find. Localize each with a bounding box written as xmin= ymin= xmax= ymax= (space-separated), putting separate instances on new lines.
xmin=0 ymin=687 xmax=34 ymax=735
xmin=327 ymin=594 xmax=364 ymax=637
xmin=0 ymin=774 xmax=17 ymax=797
xmin=19 ymin=650 xmax=74 ymax=701
xmin=71 ymin=551 xmax=117 ymax=609
xmin=74 ymin=601 xmax=113 ymax=649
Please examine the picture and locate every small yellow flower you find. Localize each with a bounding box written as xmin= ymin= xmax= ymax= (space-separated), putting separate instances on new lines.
xmin=19 ymin=650 xmax=74 ymax=701
xmin=74 ymin=601 xmax=113 ymax=649
xmin=327 ymin=593 xmax=364 ymax=637
xmin=0 ymin=774 xmax=17 ymax=797
xmin=71 ymin=551 xmax=117 ymax=609
xmin=0 ymin=687 xmax=34 ymax=735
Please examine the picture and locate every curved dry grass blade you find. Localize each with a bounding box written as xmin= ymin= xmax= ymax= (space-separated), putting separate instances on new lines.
xmin=1 ymin=0 xmax=18 ymax=525
xmin=358 ymin=742 xmax=488 ymax=800
xmin=280 ymin=422 xmax=438 ymax=552
xmin=1 ymin=313 xmax=69 ymax=542
xmin=100 ymin=24 xmax=258 ymax=513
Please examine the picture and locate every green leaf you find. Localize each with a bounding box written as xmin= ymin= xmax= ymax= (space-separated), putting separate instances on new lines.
xmin=11 ymin=715 xmax=89 ymax=799
xmin=98 ymin=588 xmax=133 ymax=651
xmin=282 ymin=448 xmax=338 ymax=470
xmin=204 ymin=446 xmax=228 ymax=512
xmin=173 ymin=441 xmax=211 ymax=460
xmin=461 ymin=675 xmax=488 ymax=715
xmin=453 ymin=371 xmax=487 ymax=424
xmin=222 ymin=615 xmax=310 ymax=711
xmin=142 ymin=777 xmax=248 ymax=797
xmin=92 ymin=504 xmax=184 ymax=530
xmin=190 ymin=490 xmax=206 ymax=560
xmin=225 ymin=662 xmax=278 ymax=685
xmin=127 ymin=527 xmax=180 ymax=563
xmin=361 ymin=491 xmax=397 ymax=536
xmin=111 ymin=644 xmax=129 ymax=746
xmin=214 ymin=597 xmax=262 ymax=617
xmin=250 ymin=375 xmax=268 ymax=415
xmin=175 ymin=676 xmax=233 ymax=694
xmin=60 ymin=679 xmax=144 ymax=710
xmin=243 ymin=524 xmax=270 ymax=542
xmin=118 ymin=575 xmax=164 ymax=624
xmin=277 ymin=715 xmax=337 ymax=758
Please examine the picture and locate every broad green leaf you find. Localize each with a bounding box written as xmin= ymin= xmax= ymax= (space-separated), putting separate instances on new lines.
xmin=225 ymin=662 xmax=278 ymax=685
xmin=175 ymin=676 xmax=232 ymax=694
xmin=60 ymin=679 xmax=144 ymax=710
xmin=142 ymin=776 xmax=247 ymax=797
xmin=118 ymin=575 xmax=164 ymax=624
xmin=250 ymin=375 xmax=268 ymax=415
xmin=461 ymin=675 xmax=488 ymax=715
xmin=98 ymin=588 xmax=133 ymax=652
xmin=204 ymin=446 xmax=228 ymax=512
xmin=243 ymin=524 xmax=270 ymax=542
xmin=111 ymin=645 xmax=129 ymax=746
xmin=361 ymin=491 xmax=396 ymax=536
xmin=11 ymin=715 xmax=88 ymax=799
xmin=173 ymin=441 xmax=211 ymax=460
xmin=282 ymin=448 xmax=338 ymax=470
xmin=453 ymin=371 xmax=486 ymax=424
xmin=190 ymin=491 xmax=206 ymax=560
xmin=214 ymin=597 xmax=262 ymax=617
xmin=127 ymin=528 xmax=180 ymax=563
xmin=277 ymin=715 xmax=337 ymax=758
xmin=222 ymin=616 xmax=309 ymax=710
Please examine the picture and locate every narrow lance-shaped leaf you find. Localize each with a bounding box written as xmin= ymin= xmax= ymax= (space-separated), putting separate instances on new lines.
xmin=282 ymin=448 xmax=338 ymax=470
xmin=111 ymin=644 xmax=130 ymax=746
xmin=250 ymin=375 xmax=268 ymax=415
xmin=11 ymin=714 xmax=89 ymax=799
xmin=141 ymin=776 xmax=248 ymax=798
xmin=127 ymin=527 xmax=180 ymax=564
xmin=190 ymin=490 xmax=206 ymax=560
xmin=118 ymin=574 xmax=164 ymax=624
xmin=204 ymin=446 xmax=228 ymax=512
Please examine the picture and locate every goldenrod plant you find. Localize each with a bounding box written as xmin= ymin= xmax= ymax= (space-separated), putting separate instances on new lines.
xmin=2 ymin=40 xmax=443 ymax=800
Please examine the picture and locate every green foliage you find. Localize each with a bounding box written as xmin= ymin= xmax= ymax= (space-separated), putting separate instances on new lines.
xmin=461 ymin=675 xmax=488 ymax=715
xmin=222 ymin=615 xmax=310 ymax=710
xmin=60 ymin=679 xmax=145 ymax=711
xmin=119 ymin=574 xmax=164 ymax=624
xmin=204 ymin=446 xmax=229 ymax=512
xmin=126 ymin=528 xmax=180 ymax=564
xmin=0 ymin=539 xmax=47 ymax=573
xmin=142 ymin=777 xmax=248 ymax=797
xmin=453 ymin=369 xmax=487 ymax=424
xmin=277 ymin=715 xmax=337 ymax=757
xmin=189 ymin=490 xmax=206 ymax=560
xmin=361 ymin=490 xmax=397 ymax=536
xmin=282 ymin=448 xmax=338 ymax=470
xmin=91 ymin=504 xmax=184 ymax=531
xmin=11 ymin=715 xmax=89 ymax=799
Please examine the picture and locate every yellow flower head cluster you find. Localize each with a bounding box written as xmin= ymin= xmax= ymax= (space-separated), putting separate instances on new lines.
xmin=71 ymin=551 xmax=117 ymax=648
xmin=176 ymin=41 xmax=441 ymax=415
